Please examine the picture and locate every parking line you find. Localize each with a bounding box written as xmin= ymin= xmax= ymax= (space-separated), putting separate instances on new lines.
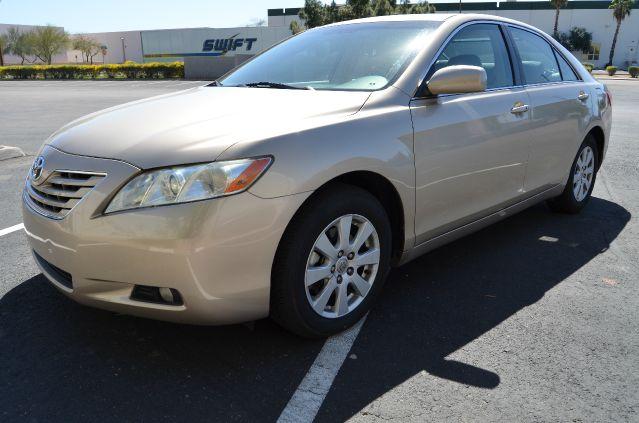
xmin=0 ymin=223 xmax=24 ymax=237
xmin=277 ymin=316 xmax=367 ymax=423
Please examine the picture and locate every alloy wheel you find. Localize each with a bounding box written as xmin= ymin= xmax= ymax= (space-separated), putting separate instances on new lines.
xmin=304 ymin=214 xmax=380 ymax=319
xmin=573 ymin=146 xmax=595 ymax=202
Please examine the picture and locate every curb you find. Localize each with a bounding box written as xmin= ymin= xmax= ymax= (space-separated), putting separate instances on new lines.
xmin=0 ymin=146 xmax=26 ymax=161
xmin=594 ymin=76 xmax=639 ymax=81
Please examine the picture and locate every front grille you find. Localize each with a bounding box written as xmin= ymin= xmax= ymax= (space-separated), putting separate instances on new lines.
xmin=33 ymin=251 xmax=73 ymax=289
xmin=25 ymin=170 xmax=105 ymax=219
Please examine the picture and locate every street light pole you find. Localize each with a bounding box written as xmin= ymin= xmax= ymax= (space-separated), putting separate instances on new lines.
xmin=459 ymin=0 xmax=462 ymax=13
xmin=121 ymin=37 xmax=126 ymax=63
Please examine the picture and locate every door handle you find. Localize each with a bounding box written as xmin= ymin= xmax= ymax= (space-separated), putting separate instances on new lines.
xmin=578 ymin=91 xmax=590 ymax=101
xmin=511 ymin=103 xmax=529 ymax=114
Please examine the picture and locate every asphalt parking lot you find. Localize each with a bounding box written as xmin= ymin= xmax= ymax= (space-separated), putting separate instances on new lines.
xmin=1 ymin=79 xmax=638 ymax=422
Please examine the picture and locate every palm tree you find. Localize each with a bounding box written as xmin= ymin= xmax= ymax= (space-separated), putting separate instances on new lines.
xmin=0 ymin=34 xmax=6 ymax=67
xmin=550 ymin=0 xmax=568 ymax=36
xmin=607 ymin=0 xmax=634 ymax=66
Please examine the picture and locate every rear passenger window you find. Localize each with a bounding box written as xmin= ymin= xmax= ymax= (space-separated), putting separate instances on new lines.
xmin=509 ymin=27 xmax=561 ymax=84
xmin=429 ymin=24 xmax=513 ymax=90
xmin=555 ymin=52 xmax=579 ymax=81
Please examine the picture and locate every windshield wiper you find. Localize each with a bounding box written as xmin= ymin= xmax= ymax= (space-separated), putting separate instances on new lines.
xmin=243 ymin=81 xmax=311 ymax=90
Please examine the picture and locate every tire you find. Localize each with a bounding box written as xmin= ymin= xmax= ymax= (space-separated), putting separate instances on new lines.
xmin=270 ymin=184 xmax=392 ymax=338
xmin=547 ymin=134 xmax=599 ymax=214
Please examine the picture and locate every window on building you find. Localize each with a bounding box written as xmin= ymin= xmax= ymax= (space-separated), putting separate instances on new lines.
xmin=586 ymin=44 xmax=600 ymax=61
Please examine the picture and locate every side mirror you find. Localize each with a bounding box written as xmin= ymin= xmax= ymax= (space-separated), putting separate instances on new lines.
xmin=426 ymin=65 xmax=487 ymax=95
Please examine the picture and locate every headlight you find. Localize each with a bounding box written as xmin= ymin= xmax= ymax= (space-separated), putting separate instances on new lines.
xmin=105 ymin=157 xmax=272 ymax=214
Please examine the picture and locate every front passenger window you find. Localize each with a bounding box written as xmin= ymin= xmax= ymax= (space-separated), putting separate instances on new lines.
xmin=509 ymin=27 xmax=561 ymax=85
xmin=428 ymin=24 xmax=513 ymax=90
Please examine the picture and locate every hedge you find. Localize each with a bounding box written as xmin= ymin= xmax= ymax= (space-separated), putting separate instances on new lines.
xmin=606 ymin=65 xmax=617 ymax=76
xmin=582 ymin=63 xmax=594 ymax=73
xmin=629 ymin=66 xmax=639 ymax=78
xmin=0 ymin=62 xmax=184 ymax=80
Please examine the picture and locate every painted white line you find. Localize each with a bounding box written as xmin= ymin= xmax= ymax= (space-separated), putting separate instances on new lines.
xmin=277 ymin=316 xmax=367 ymax=423
xmin=0 ymin=223 xmax=24 ymax=237
xmin=171 ymin=81 xmax=207 ymax=87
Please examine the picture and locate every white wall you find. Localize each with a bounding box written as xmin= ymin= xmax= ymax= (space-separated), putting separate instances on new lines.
xmin=0 ymin=23 xmax=67 ymax=64
xmin=68 ymin=31 xmax=143 ymax=64
xmin=140 ymin=26 xmax=292 ymax=63
xmin=268 ymin=14 xmax=304 ymax=31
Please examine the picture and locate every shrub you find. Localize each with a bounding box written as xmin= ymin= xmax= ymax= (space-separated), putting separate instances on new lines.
xmin=582 ymin=63 xmax=594 ymax=73
xmin=629 ymin=66 xmax=639 ymax=78
xmin=606 ymin=66 xmax=617 ymax=76
xmin=0 ymin=62 xmax=184 ymax=80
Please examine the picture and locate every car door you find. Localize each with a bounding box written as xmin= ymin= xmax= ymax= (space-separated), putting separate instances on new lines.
xmin=507 ymin=26 xmax=592 ymax=192
xmin=410 ymin=23 xmax=533 ymax=244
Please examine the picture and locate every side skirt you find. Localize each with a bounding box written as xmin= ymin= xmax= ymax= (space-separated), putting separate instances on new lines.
xmin=397 ymin=184 xmax=564 ymax=266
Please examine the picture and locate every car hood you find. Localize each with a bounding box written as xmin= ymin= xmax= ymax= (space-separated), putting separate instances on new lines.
xmin=47 ymin=86 xmax=371 ymax=169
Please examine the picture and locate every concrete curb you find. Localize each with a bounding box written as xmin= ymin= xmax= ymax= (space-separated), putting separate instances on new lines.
xmin=595 ymin=76 xmax=639 ymax=81
xmin=0 ymin=146 xmax=26 ymax=161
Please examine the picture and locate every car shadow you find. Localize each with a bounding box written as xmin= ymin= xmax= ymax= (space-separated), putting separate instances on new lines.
xmin=0 ymin=197 xmax=629 ymax=422
xmin=0 ymin=279 xmax=323 ymax=421
xmin=316 ymin=197 xmax=630 ymax=421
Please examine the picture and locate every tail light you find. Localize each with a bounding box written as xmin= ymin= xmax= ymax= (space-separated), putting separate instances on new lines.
xmin=605 ymin=90 xmax=612 ymax=107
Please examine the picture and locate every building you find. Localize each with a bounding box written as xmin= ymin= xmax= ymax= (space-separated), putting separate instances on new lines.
xmin=3 ymin=1 xmax=637 ymax=70
xmin=66 ymin=30 xmax=143 ymax=64
xmin=268 ymin=1 xmax=639 ymax=68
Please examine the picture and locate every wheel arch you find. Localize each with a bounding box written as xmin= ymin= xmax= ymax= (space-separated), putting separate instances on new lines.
xmin=277 ymin=170 xmax=407 ymax=267
xmin=587 ymin=125 xmax=605 ymax=171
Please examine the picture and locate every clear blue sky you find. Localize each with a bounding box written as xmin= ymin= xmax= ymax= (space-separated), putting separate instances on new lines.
xmin=0 ymin=0 xmax=306 ymax=33
xmin=1 ymin=0 xmax=525 ymax=33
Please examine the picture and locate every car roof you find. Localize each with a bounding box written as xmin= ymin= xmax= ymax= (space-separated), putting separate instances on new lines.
xmin=324 ymin=13 xmax=538 ymax=32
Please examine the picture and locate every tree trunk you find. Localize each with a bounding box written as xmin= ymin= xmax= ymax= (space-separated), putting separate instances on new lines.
xmin=0 ymin=40 xmax=4 ymax=67
xmin=553 ymin=6 xmax=560 ymax=35
xmin=608 ymin=19 xmax=621 ymax=67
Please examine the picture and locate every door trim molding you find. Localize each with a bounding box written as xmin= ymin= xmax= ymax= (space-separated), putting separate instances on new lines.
xmin=398 ymin=184 xmax=564 ymax=266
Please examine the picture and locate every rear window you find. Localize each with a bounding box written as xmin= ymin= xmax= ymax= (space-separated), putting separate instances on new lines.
xmin=510 ymin=27 xmax=561 ymax=85
xmin=555 ymin=52 xmax=579 ymax=81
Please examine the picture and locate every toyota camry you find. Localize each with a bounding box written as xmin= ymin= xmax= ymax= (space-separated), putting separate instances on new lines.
xmin=23 ymin=14 xmax=612 ymax=337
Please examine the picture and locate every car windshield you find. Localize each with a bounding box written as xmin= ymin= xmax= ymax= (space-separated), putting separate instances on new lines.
xmin=220 ymin=21 xmax=441 ymax=91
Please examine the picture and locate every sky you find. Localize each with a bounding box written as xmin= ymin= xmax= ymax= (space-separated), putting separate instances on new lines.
xmin=0 ymin=0 xmax=306 ymax=33
xmin=0 ymin=0 xmax=518 ymax=33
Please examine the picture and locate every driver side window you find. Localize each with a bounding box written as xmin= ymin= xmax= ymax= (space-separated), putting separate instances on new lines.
xmin=428 ymin=23 xmax=514 ymax=90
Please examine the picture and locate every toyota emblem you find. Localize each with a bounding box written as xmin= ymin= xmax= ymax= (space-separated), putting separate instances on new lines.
xmin=31 ymin=156 xmax=45 ymax=182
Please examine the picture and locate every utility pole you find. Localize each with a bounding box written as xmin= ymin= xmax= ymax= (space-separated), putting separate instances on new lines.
xmin=121 ymin=37 xmax=126 ymax=63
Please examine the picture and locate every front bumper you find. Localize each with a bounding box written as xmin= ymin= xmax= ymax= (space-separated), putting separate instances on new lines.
xmin=23 ymin=146 xmax=310 ymax=325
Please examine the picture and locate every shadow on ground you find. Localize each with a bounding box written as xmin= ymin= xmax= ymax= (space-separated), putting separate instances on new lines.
xmin=316 ymin=197 xmax=630 ymax=421
xmin=0 ymin=282 xmax=323 ymax=421
xmin=0 ymin=198 xmax=629 ymax=422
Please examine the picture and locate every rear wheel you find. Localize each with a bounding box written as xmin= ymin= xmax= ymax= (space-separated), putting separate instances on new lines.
xmin=270 ymin=184 xmax=391 ymax=338
xmin=547 ymin=135 xmax=598 ymax=214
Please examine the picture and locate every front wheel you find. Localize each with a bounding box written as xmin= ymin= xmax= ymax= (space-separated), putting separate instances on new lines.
xmin=547 ymin=135 xmax=599 ymax=214
xmin=270 ymin=184 xmax=392 ymax=338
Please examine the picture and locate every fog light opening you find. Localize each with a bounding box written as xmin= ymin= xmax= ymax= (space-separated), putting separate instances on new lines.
xmin=159 ymin=287 xmax=175 ymax=303
xmin=131 ymin=285 xmax=184 ymax=306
